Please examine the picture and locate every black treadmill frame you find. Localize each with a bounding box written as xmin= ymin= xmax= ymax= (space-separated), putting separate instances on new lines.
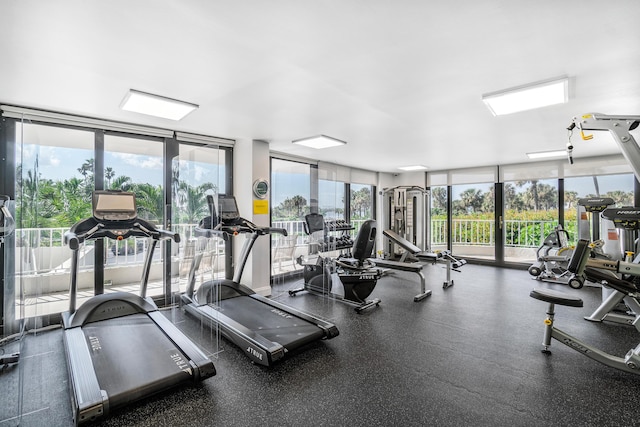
xmin=181 ymin=197 xmax=339 ymax=367
xmin=62 ymin=191 xmax=215 ymax=424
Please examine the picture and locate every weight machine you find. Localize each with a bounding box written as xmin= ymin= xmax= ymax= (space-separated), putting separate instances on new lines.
xmin=568 ymin=113 xmax=640 ymax=182
xmin=526 ymin=114 xmax=640 ymax=374
xmin=382 ymin=186 xmax=429 ymax=257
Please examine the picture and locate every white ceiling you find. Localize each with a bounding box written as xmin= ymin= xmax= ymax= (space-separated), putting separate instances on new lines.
xmin=2 ymin=0 xmax=639 ymax=173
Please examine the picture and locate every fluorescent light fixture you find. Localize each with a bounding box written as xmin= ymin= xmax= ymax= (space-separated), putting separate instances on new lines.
xmin=526 ymin=150 xmax=567 ymax=160
xmin=482 ymin=76 xmax=569 ymax=116
xmin=292 ymin=135 xmax=347 ymax=149
xmin=120 ymin=89 xmax=198 ymax=120
xmin=398 ymin=165 xmax=428 ymax=171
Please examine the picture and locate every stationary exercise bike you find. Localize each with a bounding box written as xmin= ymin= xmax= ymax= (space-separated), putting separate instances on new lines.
xmin=290 ymin=215 xmax=383 ymax=313
xmin=529 ymin=235 xmax=640 ymax=375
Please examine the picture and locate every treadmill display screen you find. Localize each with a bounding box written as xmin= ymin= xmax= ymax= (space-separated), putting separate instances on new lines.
xmin=93 ymin=191 xmax=137 ymax=221
xmin=218 ymin=195 xmax=240 ymax=221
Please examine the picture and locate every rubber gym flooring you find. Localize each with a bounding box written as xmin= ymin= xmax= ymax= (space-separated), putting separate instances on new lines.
xmin=3 ymin=263 xmax=640 ymax=426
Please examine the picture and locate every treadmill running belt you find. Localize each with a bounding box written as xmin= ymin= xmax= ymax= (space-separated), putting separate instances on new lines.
xmin=215 ymin=297 xmax=325 ymax=349
xmin=81 ymin=314 xmax=194 ymax=408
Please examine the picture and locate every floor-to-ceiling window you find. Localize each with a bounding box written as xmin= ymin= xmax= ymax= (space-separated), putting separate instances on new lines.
xmin=103 ymin=134 xmax=165 ymax=299
xmin=1 ymin=108 xmax=234 ymax=326
xmin=429 ymin=185 xmax=448 ymax=252
xmin=14 ymin=121 xmax=95 ymax=319
xmin=503 ymin=178 xmax=559 ymax=263
xmin=319 ymin=179 xmax=345 ymax=220
xmin=564 ymin=173 xmax=634 ymax=249
xmin=349 ymin=183 xmax=373 ymax=235
xmin=448 ymin=167 xmax=497 ymax=261
xmin=270 ymin=158 xmax=311 ymax=275
xmin=170 ymin=141 xmax=228 ymax=294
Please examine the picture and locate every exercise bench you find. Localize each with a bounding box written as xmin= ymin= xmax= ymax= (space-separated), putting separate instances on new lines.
xmin=382 ymin=229 xmax=467 ymax=288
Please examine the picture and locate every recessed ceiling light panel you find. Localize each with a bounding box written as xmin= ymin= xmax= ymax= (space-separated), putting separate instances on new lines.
xmin=482 ymin=76 xmax=569 ymax=116
xmin=526 ymin=150 xmax=567 ymax=160
xmin=120 ymin=89 xmax=198 ymax=121
xmin=292 ymin=135 xmax=347 ymax=149
xmin=398 ymin=165 xmax=428 ymax=171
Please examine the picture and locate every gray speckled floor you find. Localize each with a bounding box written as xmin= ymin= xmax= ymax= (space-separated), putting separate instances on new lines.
xmin=4 ymin=263 xmax=640 ymax=426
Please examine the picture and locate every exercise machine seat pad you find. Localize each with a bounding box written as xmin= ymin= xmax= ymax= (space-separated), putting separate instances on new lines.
xmin=529 ymin=288 xmax=583 ymax=307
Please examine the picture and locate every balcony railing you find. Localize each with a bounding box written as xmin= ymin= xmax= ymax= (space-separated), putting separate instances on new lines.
xmin=13 ymin=219 xmax=564 ymax=277
xmin=430 ymin=219 xmax=562 ymax=247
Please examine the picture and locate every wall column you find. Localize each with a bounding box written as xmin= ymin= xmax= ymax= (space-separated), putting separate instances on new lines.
xmin=233 ymin=139 xmax=271 ymax=295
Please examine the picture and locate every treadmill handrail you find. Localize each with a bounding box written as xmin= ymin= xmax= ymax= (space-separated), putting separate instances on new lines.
xmin=196 ymin=217 xmax=287 ymax=238
xmin=64 ymin=218 xmax=179 ymax=249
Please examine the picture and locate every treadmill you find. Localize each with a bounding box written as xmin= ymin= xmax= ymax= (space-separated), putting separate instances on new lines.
xmin=181 ymin=194 xmax=339 ymax=367
xmin=62 ymin=190 xmax=216 ymax=425
xmin=0 ymin=195 xmax=19 ymax=369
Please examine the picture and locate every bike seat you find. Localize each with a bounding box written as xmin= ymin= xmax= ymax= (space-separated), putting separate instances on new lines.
xmin=529 ymin=288 xmax=583 ymax=307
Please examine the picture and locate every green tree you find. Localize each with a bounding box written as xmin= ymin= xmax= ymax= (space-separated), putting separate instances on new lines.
xmin=351 ymin=187 xmax=371 ymax=219
xmin=105 ymin=167 xmax=116 ymax=188
xmin=133 ymin=183 xmax=164 ymax=222
xmin=431 ymin=187 xmax=447 ymax=216
xmin=516 ymin=180 xmax=539 ymax=210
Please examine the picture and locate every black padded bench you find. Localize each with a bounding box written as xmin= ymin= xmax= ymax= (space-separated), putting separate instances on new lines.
xmin=530 ymin=288 xmax=584 ymax=307
xmin=369 ymin=258 xmax=431 ymax=301
xmin=382 ymin=229 xmax=466 ymax=288
xmin=382 ymin=229 xmax=467 ymax=266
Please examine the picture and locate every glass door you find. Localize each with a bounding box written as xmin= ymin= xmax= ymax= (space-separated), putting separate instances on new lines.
xmin=451 ymin=182 xmax=495 ymax=260
xmin=503 ymin=179 xmax=559 ymax=264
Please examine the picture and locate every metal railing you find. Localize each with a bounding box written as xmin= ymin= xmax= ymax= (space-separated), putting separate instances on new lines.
xmin=431 ymin=219 xmax=563 ymax=247
xmin=14 ymin=219 xmax=565 ymax=276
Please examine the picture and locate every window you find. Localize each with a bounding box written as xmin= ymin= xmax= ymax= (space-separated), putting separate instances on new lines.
xmin=451 ymin=183 xmax=495 ymax=260
xmin=14 ymin=122 xmax=94 ymax=318
xmin=350 ymin=183 xmax=373 ymax=235
xmin=270 ymin=159 xmax=311 ymax=275
xmin=564 ymin=173 xmax=634 ymax=246
xmin=429 ymin=186 xmax=448 ymax=252
xmin=503 ymin=179 xmax=559 ymax=263
xmin=319 ymin=180 xmax=345 ymax=220
xmin=171 ymin=143 xmax=226 ymax=293
xmin=103 ymin=134 xmax=165 ymax=298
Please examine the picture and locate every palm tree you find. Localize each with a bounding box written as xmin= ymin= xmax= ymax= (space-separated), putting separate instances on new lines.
xmin=105 ymin=167 xmax=116 ymax=188
xmin=180 ymin=183 xmax=217 ymax=224
xmin=133 ymin=183 xmax=164 ymax=222
xmin=109 ymin=175 xmax=133 ymax=191
xmin=458 ymin=188 xmax=484 ymax=213
xmin=431 ymin=187 xmax=447 ymax=215
xmin=282 ymin=195 xmax=307 ymax=219
xmin=516 ymin=180 xmax=540 ymax=210
xmin=351 ymin=187 xmax=371 ymax=218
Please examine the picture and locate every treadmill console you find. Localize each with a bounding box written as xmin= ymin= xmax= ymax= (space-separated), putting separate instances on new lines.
xmin=93 ymin=191 xmax=138 ymax=221
xmin=218 ymin=194 xmax=242 ymax=224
